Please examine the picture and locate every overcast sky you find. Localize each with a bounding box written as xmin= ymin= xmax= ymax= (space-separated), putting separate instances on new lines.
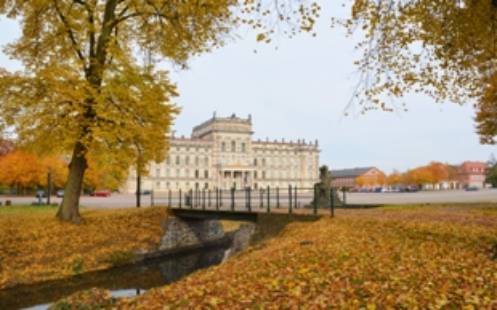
xmin=0 ymin=2 xmax=495 ymax=173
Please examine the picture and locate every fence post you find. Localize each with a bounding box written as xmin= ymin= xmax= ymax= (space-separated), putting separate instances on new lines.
xmin=330 ymin=189 xmax=335 ymax=217
xmin=190 ymin=189 xmax=193 ymax=209
xmin=202 ymin=189 xmax=206 ymax=210
xmin=342 ymin=189 xmax=347 ymax=207
xmin=248 ymin=187 xmax=252 ymax=212
xmin=168 ymin=189 xmax=171 ymax=207
xmin=208 ymin=190 xmax=211 ymax=208
xmin=151 ymin=189 xmax=154 ymax=207
xmin=231 ymin=187 xmax=235 ymax=211
xmin=313 ymin=186 xmax=318 ymax=215
xmin=220 ymin=189 xmax=223 ymax=207
xmin=266 ymin=186 xmax=271 ymax=213
xmin=276 ymin=187 xmax=280 ymax=208
xmin=245 ymin=187 xmax=249 ymax=210
xmin=179 ymin=189 xmax=182 ymax=209
xmin=259 ymin=188 xmax=263 ymax=209
xmin=294 ymin=186 xmax=297 ymax=209
xmin=215 ymin=189 xmax=219 ymax=210
xmin=288 ymin=185 xmax=293 ymax=214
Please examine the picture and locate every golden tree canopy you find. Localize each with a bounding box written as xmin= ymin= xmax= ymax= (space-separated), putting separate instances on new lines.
xmin=345 ymin=0 xmax=497 ymax=143
xmin=0 ymin=0 xmax=320 ymax=171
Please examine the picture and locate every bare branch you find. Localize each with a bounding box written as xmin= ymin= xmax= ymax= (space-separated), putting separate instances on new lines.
xmin=53 ymin=0 xmax=86 ymax=64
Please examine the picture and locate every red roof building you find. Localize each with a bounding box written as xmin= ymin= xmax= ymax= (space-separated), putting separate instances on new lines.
xmin=458 ymin=161 xmax=487 ymax=188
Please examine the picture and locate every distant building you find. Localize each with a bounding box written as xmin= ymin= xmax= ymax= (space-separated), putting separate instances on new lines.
xmin=122 ymin=113 xmax=320 ymax=193
xmin=458 ymin=161 xmax=487 ymax=188
xmin=330 ymin=167 xmax=385 ymax=189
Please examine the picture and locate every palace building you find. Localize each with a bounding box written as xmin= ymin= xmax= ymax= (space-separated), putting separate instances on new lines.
xmin=122 ymin=113 xmax=320 ymax=193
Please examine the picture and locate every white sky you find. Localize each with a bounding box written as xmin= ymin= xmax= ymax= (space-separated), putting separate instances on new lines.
xmin=0 ymin=1 xmax=495 ymax=173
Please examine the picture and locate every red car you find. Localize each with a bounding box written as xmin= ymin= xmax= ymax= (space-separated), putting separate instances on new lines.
xmin=92 ymin=190 xmax=112 ymax=197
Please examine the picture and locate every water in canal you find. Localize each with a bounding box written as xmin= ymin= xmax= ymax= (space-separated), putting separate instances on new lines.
xmin=0 ymin=225 xmax=255 ymax=310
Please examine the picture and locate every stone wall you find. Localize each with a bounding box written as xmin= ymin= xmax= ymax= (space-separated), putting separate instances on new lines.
xmin=159 ymin=218 xmax=225 ymax=251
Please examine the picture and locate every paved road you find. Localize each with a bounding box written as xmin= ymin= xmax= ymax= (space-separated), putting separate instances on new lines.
xmin=0 ymin=194 xmax=152 ymax=208
xmin=1 ymin=189 xmax=496 ymax=209
xmin=346 ymin=189 xmax=497 ymax=205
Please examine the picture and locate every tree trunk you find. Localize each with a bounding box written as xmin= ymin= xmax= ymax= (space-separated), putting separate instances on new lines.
xmin=57 ymin=141 xmax=87 ymax=223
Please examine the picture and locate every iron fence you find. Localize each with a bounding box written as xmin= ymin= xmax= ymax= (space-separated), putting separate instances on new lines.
xmin=151 ymin=186 xmax=345 ymax=215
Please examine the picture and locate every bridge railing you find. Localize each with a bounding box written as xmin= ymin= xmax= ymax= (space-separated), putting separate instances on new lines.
xmin=151 ymin=186 xmax=344 ymax=216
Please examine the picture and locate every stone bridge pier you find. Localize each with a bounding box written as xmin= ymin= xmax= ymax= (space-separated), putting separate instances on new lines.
xmin=159 ymin=217 xmax=227 ymax=252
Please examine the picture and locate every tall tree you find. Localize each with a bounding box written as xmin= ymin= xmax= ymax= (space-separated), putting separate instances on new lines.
xmin=344 ymin=0 xmax=497 ymax=144
xmin=426 ymin=162 xmax=449 ymax=186
xmin=0 ymin=0 xmax=320 ymax=222
xmin=486 ymin=163 xmax=497 ymax=188
xmin=386 ymin=171 xmax=402 ymax=186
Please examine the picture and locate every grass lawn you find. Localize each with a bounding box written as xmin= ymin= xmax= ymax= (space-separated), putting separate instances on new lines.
xmin=0 ymin=205 xmax=169 ymax=289
xmin=116 ymin=204 xmax=497 ymax=309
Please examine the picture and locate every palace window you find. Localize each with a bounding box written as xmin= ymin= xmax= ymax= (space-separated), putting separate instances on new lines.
xmin=175 ymin=155 xmax=180 ymax=165
xmin=241 ymin=142 xmax=246 ymax=152
xmin=195 ymin=169 xmax=199 ymax=178
xmin=185 ymin=156 xmax=190 ymax=165
xmin=204 ymin=170 xmax=209 ymax=179
xmin=254 ymin=158 xmax=257 ymax=166
xmin=221 ymin=142 xmax=226 ymax=152
xmin=231 ymin=140 xmax=236 ymax=152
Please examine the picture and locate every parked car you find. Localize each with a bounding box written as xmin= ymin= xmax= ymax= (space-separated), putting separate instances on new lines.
xmin=56 ymin=190 xmax=64 ymax=198
xmin=465 ymin=186 xmax=479 ymax=191
xmin=92 ymin=190 xmax=112 ymax=197
xmin=135 ymin=190 xmax=152 ymax=195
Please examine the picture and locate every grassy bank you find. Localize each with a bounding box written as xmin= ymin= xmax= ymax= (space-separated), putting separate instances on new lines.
xmin=0 ymin=206 xmax=169 ymax=289
xmin=116 ymin=204 xmax=497 ymax=309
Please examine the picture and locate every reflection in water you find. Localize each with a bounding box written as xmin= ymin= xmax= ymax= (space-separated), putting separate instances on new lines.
xmin=1 ymin=241 xmax=233 ymax=310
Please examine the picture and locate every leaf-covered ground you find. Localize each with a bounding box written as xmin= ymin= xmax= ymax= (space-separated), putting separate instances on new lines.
xmin=119 ymin=204 xmax=497 ymax=309
xmin=0 ymin=206 xmax=168 ymax=289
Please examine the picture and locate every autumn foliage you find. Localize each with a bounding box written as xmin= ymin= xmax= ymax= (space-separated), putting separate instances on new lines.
xmin=0 ymin=149 xmax=128 ymax=193
xmin=355 ymin=171 xmax=386 ymax=188
xmin=0 ymin=206 xmax=168 ymax=289
xmin=118 ymin=205 xmax=497 ymax=309
xmin=0 ymin=151 xmax=68 ymax=193
xmin=345 ymin=0 xmax=497 ymax=143
xmin=386 ymin=162 xmax=455 ymax=188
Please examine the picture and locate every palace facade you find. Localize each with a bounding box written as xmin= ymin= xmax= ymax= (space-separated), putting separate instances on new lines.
xmin=122 ymin=113 xmax=320 ymax=193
